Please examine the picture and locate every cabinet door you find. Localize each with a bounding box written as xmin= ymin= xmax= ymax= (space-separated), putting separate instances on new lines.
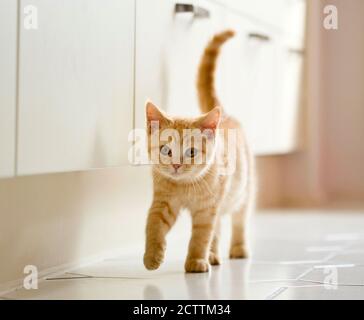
xmin=222 ymin=11 xmax=304 ymax=155
xmin=273 ymin=44 xmax=304 ymax=153
xmin=220 ymin=0 xmax=306 ymax=39
xmin=221 ymin=14 xmax=280 ymax=155
xmin=18 ymin=0 xmax=134 ymax=175
xmin=135 ymin=0 xmax=228 ymax=130
xmin=0 ymin=0 xmax=17 ymax=178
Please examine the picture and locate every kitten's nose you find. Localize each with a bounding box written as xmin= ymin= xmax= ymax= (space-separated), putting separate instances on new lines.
xmin=173 ymin=164 xmax=182 ymax=171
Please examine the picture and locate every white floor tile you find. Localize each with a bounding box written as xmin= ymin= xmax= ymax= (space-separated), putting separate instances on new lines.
xmin=3 ymin=266 xmax=315 ymax=300
xmin=275 ymin=285 xmax=364 ymax=300
xmin=251 ymin=239 xmax=330 ymax=263
xmin=2 ymin=209 xmax=364 ymax=300
xmin=301 ymin=265 xmax=364 ymax=286
xmin=326 ymin=252 xmax=364 ymax=266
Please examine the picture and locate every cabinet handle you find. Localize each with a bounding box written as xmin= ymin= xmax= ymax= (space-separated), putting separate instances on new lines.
xmin=174 ymin=3 xmax=210 ymax=18
xmin=288 ymin=48 xmax=305 ymax=55
xmin=248 ymin=32 xmax=271 ymax=42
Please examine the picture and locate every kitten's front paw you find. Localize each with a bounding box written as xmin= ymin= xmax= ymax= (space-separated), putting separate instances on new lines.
xmin=185 ymin=259 xmax=210 ymax=273
xmin=229 ymin=245 xmax=248 ymax=259
xmin=209 ymin=252 xmax=221 ymax=266
xmin=144 ymin=250 xmax=164 ymax=270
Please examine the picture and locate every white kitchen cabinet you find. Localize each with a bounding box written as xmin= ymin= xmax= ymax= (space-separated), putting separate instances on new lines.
xmin=0 ymin=1 xmax=17 ymax=177
xmin=221 ymin=0 xmax=287 ymax=27
xmin=218 ymin=13 xmax=275 ymax=154
xmin=221 ymin=10 xmax=305 ymax=155
xmin=218 ymin=0 xmax=306 ymax=39
xmin=17 ymin=0 xmax=135 ymax=175
xmin=273 ymin=43 xmax=304 ymax=153
xmin=136 ymin=0 xmax=305 ymax=156
xmin=135 ymin=0 xmax=229 ymax=130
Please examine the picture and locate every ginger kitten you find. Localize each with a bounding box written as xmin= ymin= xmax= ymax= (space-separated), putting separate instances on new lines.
xmin=144 ymin=30 xmax=255 ymax=273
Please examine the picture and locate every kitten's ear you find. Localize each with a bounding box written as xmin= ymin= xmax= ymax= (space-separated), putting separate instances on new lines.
xmin=146 ymin=101 xmax=170 ymax=134
xmin=146 ymin=101 xmax=167 ymax=123
xmin=198 ymin=107 xmax=221 ymax=132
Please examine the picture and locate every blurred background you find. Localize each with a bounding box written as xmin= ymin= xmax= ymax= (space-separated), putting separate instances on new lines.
xmin=257 ymin=0 xmax=364 ymax=209
xmin=0 ymin=0 xmax=363 ymax=295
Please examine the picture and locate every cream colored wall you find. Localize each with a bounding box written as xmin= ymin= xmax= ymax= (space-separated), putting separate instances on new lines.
xmin=320 ymin=0 xmax=364 ymax=201
xmin=258 ymin=0 xmax=364 ymax=207
xmin=255 ymin=0 xmax=326 ymax=207
xmin=0 ymin=166 xmax=152 ymax=289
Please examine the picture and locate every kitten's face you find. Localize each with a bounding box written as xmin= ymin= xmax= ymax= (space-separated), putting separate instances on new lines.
xmin=151 ymin=127 xmax=215 ymax=181
xmin=146 ymin=102 xmax=221 ymax=182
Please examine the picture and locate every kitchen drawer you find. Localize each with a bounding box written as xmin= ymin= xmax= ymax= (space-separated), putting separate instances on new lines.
xmin=284 ymin=0 xmax=307 ymax=42
xmin=273 ymin=43 xmax=304 ymax=153
xmin=136 ymin=0 xmax=304 ymax=157
xmin=221 ymin=11 xmax=303 ymax=154
xmin=17 ymin=0 xmax=135 ymax=175
xmin=220 ymin=14 xmax=277 ymax=154
xmin=217 ymin=0 xmax=306 ymax=40
xmin=135 ymin=0 xmax=229 ymax=130
xmin=0 ymin=0 xmax=17 ymax=178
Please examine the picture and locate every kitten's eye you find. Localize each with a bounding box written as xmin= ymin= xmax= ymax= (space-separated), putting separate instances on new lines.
xmin=185 ymin=147 xmax=198 ymax=158
xmin=160 ymin=145 xmax=172 ymax=157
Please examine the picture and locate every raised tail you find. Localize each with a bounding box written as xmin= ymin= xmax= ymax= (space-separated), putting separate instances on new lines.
xmin=197 ymin=30 xmax=235 ymax=114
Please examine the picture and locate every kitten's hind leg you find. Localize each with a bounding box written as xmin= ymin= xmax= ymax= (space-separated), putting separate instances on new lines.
xmin=229 ymin=201 xmax=252 ymax=259
xmin=209 ymin=217 xmax=221 ymax=266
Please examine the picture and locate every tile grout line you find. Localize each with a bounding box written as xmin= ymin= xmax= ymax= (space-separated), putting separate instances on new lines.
xmin=264 ymin=242 xmax=356 ymax=300
xmin=0 ymin=247 xmax=143 ymax=298
xmin=265 ymin=287 xmax=288 ymax=300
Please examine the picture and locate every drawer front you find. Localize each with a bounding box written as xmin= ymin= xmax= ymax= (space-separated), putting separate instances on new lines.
xmin=273 ymin=46 xmax=304 ymax=153
xmin=219 ymin=0 xmax=306 ymax=40
xmin=135 ymin=0 xmax=229 ymax=130
xmin=221 ymin=21 xmax=278 ymax=154
xmin=17 ymin=0 xmax=135 ymax=175
xmin=0 ymin=0 xmax=17 ymax=177
xmin=136 ymin=0 xmax=305 ymax=156
xmin=221 ymin=11 xmax=304 ymax=154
